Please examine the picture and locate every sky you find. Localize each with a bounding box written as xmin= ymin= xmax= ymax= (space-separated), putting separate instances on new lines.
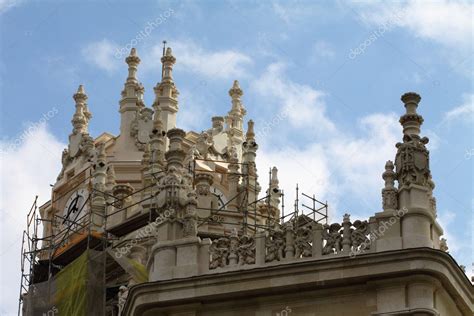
xmin=0 ymin=0 xmax=473 ymax=314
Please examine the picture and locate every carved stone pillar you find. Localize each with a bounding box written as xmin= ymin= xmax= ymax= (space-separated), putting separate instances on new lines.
xmin=342 ymin=214 xmax=352 ymax=254
xmin=228 ymin=230 xmax=239 ymax=266
xmin=311 ymin=223 xmax=323 ymax=259
xmin=284 ymin=222 xmax=294 ymax=259
xmin=255 ymin=230 xmax=266 ymax=265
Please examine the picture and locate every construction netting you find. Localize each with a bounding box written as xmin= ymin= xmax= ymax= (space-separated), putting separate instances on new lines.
xmin=23 ymin=250 xmax=105 ymax=316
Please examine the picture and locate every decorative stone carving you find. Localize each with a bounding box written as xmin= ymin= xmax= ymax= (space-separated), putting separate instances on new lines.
xmin=294 ymin=226 xmax=312 ymax=258
xmin=238 ymin=235 xmax=256 ymax=265
xmin=117 ymin=285 xmax=129 ymax=316
xmin=130 ymin=107 xmax=154 ymax=150
xmin=382 ymin=160 xmax=398 ymax=210
xmin=196 ymin=132 xmax=214 ymax=159
xmin=195 ymin=173 xmax=213 ymax=196
xmin=440 ymin=238 xmax=449 ymax=252
xmin=57 ymin=148 xmax=72 ymax=180
xmin=79 ymin=134 xmax=95 ymax=161
xmin=351 ymin=220 xmax=370 ymax=251
xmin=322 ymin=223 xmax=342 ymax=255
xmin=395 ymin=134 xmax=431 ymax=187
xmin=228 ymin=229 xmax=239 ymax=265
xmin=265 ymin=227 xmax=285 ymax=262
xmin=113 ymin=184 xmax=134 ymax=210
xmin=209 ymin=237 xmax=230 ymax=269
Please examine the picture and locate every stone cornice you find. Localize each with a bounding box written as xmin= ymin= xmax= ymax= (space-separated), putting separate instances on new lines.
xmin=123 ymin=247 xmax=473 ymax=315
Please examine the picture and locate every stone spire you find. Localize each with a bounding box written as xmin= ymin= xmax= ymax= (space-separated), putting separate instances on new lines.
xmin=153 ymin=47 xmax=179 ymax=132
xmin=243 ymin=120 xmax=260 ymax=203
xmin=395 ymin=92 xmax=431 ymax=188
xmin=71 ymin=85 xmax=92 ymax=134
xmin=226 ymin=80 xmax=246 ymax=134
xmin=119 ymin=48 xmax=143 ymax=138
xmin=268 ymin=166 xmax=281 ymax=209
xmin=392 ymin=92 xmax=441 ymax=250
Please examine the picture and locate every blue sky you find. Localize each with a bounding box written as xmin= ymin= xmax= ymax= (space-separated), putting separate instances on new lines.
xmin=0 ymin=0 xmax=473 ymax=314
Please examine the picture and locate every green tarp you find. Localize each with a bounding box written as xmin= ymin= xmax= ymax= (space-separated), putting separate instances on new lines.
xmin=23 ymin=250 xmax=105 ymax=316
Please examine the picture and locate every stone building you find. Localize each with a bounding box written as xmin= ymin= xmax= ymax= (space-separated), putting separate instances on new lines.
xmin=20 ymin=47 xmax=473 ymax=316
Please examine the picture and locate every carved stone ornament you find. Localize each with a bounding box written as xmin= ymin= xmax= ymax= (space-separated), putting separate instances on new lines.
xmin=265 ymin=227 xmax=285 ymax=262
xmin=322 ymin=223 xmax=342 ymax=255
xmin=130 ymin=107 xmax=154 ymax=150
xmin=209 ymin=237 xmax=230 ymax=269
xmin=395 ymin=134 xmax=431 ymax=187
xmin=351 ymin=220 xmax=370 ymax=251
xmin=294 ymin=226 xmax=312 ymax=258
xmin=238 ymin=235 xmax=256 ymax=265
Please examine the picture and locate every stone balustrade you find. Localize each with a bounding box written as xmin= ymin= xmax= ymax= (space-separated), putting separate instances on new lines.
xmin=208 ymin=214 xmax=376 ymax=270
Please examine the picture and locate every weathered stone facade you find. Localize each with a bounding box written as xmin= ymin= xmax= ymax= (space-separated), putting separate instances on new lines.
xmin=37 ymin=47 xmax=473 ymax=316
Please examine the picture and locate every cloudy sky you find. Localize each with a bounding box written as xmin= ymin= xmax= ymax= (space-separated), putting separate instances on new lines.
xmin=0 ymin=0 xmax=473 ymax=314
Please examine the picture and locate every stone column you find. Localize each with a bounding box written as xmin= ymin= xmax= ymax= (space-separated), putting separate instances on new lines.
xmin=311 ymin=223 xmax=323 ymax=259
xmin=284 ymin=222 xmax=294 ymax=259
xmin=342 ymin=214 xmax=352 ymax=254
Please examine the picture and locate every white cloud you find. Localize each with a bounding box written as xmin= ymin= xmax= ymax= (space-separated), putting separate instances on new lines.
xmin=0 ymin=123 xmax=65 ymax=315
xmin=312 ymin=40 xmax=336 ymax=60
xmin=0 ymin=0 xmax=23 ymax=14
xmin=166 ymin=40 xmax=252 ymax=79
xmin=350 ymin=0 xmax=473 ymax=52
xmin=82 ymin=39 xmax=252 ymax=80
xmin=253 ymin=63 xmax=402 ymax=220
xmin=253 ymin=63 xmax=335 ymax=133
xmin=81 ymin=39 xmax=121 ymax=73
xmin=444 ymin=93 xmax=474 ymax=122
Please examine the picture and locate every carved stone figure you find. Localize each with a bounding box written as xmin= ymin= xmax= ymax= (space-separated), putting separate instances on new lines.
xmin=294 ymin=226 xmax=312 ymax=258
xmin=117 ymin=285 xmax=129 ymax=315
xmin=238 ymin=235 xmax=256 ymax=265
xmin=265 ymin=227 xmax=285 ymax=262
xmin=395 ymin=134 xmax=431 ymax=187
xmin=322 ymin=223 xmax=342 ymax=255
xmin=57 ymin=148 xmax=72 ymax=180
xmin=209 ymin=237 xmax=230 ymax=269
xmin=351 ymin=220 xmax=370 ymax=251
xmin=440 ymin=238 xmax=449 ymax=252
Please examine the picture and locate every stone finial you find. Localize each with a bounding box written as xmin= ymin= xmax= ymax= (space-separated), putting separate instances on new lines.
xmin=165 ymin=128 xmax=186 ymax=169
xmin=399 ymin=92 xmax=423 ymax=136
xmin=246 ymin=120 xmax=255 ymax=141
xmin=382 ymin=160 xmax=398 ymax=211
xmin=161 ymin=47 xmax=176 ymax=65
xmin=229 ymin=80 xmax=243 ymax=99
xmin=72 ymin=85 xmax=92 ymax=134
xmin=226 ymin=80 xmax=246 ymax=131
xmin=125 ymin=48 xmax=141 ymax=84
xmin=271 ymin=166 xmax=279 ymax=186
xmin=382 ymin=160 xmax=396 ymax=189
xmin=440 ymin=238 xmax=448 ymax=252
